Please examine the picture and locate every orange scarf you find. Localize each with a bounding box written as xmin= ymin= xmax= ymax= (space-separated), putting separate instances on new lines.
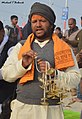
xmin=18 ymin=33 xmax=74 ymax=84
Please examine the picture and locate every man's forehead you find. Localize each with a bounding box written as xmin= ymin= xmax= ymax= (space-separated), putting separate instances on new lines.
xmin=31 ymin=14 xmax=46 ymax=20
xmin=12 ymin=18 xmax=18 ymax=20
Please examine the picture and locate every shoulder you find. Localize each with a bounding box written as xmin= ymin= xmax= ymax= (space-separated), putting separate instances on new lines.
xmin=5 ymin=25 xmax=12 ymax=35
xmin=5 ymin=38 xmax=16 ymax=48
xmin=19 ymin=40 xmax=26 ymax=45
xmin=76 ymin=29 xmax=82 ymax=41
xmin=8 ymin=42 xmax=22 ymax=56
xmin=5 ymin=25 xmax=11 ymax=30
xmin=77 ymin=29 xmax=82 ymax=35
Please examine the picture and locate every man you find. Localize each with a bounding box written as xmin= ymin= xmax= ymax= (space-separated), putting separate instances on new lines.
xmin=5 ymin=15 xmax=22 ymax=44
xmin=0 ymin=21 xmax=17 ymax=118
xmin=2 ymin=2 xmax=81 ymax=119
xmin=63 ymin=18 xmax=82 ymax=55
xmin=55 ymin=27 xmax=62 ymax=39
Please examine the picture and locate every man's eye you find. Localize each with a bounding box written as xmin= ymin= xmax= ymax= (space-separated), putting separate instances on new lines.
xmin=31 ymin=20 xmax=37 ymax=23
xmin=41 ymin=20 xmax=46 ymax=22
xmin=31 ymin=20 xmax=46 ymax=23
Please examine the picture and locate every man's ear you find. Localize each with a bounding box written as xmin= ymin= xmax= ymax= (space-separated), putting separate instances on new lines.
xmin=50 ymin=24 xmax=56 ymax=29
xmin=50 ymin=25 xmax=55 ymax=32
xmin=50 ymin=25 xmax=53 ymax=29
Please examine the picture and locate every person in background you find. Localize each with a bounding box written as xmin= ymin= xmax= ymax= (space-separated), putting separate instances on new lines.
xmin=55 ymin=27 xmax=62 ymax=39
xmin=5 ymin=15 xmax=22 ymax=44
xmin=63 ymin=18 xmax=81 ymax=55
xmin=0 ymin=21 xmax=17 ymax=118
xmin=2 ymin=2 xmax=81 ymax=119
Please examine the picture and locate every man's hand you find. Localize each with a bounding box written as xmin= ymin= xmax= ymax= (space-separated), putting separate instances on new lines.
xmin=22 ymin=50 xmax=37 ymax=68
xmin=62 ymin=36 xmax=69 ymax=43
xmin=37 ymin=60 xmax=52 ymax=73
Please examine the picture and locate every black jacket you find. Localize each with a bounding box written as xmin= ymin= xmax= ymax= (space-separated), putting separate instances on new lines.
xmin=0 ymin=39 xmax=17 ymax=103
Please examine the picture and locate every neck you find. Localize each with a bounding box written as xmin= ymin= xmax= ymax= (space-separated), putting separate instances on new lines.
xmin=11 ymin=24 xmax=16 ymax=27
xmin=35 ymin=36 xmax=51 ymax=42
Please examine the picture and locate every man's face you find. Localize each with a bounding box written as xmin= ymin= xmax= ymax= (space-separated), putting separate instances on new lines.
xmin=55 ymin=29 xmax=60 ymax=35
xmin=68 ymin=19 xmax=76 ymax=30
xmin=11 ymin=18 xmax=18 ymax=26
xmin=0 ymin=29 xmax=5 ymax=44
xmin=31 ymin=14 xmax=52 ymax=40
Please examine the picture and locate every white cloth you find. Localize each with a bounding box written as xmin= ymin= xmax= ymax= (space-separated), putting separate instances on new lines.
xmin=34 ymin=39 xmax=49 ymax=48
xmin=10 ymin=99 xmax=64 ymax=119
xmin=7 ymin=46 xmax=14 ymax=56
xmin=0 ymin=35 xmax=8 ymax=54
xmin=0 ymin=35 xmax=8 ymax=80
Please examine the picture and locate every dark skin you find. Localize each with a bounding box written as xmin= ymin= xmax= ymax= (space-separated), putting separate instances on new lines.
xmin=22 ymin=50 xmax=37 ymax=68
xmin=10 ymin=18 xmax=18 ymax=40
xmin=22 ymin=50 xmax=47 ymax=73
xmin=22 ymin=14 xmax=53 ymax=73
xmin=11 ymin=18 xmax=18 ymax=27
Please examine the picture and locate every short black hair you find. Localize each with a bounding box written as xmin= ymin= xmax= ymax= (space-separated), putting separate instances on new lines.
xmin=69 ymin=18 xmax=76 ymax=25
xmin=56 ymin=27 xmax=61 ymax=31
xmin=10 ymin=15 xmax=18 ymax=20
xmin=72 ymin=18 xmax=76 ymax=24
xmin=0 ymin=21 xmax=4 ymax=30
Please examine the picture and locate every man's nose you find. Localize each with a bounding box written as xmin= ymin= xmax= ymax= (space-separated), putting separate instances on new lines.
xmin=36 ymin=20 xmax=41 ymax=27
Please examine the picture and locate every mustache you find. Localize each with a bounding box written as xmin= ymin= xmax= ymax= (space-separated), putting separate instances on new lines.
xmin=36 ymin=27 xmax=43 ymax=30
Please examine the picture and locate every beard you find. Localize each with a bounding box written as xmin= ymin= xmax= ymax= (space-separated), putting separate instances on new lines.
xmin=33 ymin=28 xmax=53 ymax=42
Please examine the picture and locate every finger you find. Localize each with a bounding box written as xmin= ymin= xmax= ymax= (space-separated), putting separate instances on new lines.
xmin=38 ymin=60 xmax=45 ymax=64
xmin=37 ymin=59 xmax=42 ymax=63
xmin=28 ymin=50 xmax=37 ymax=58
xmin=22 ymin=50 xmax=37 ymax=59
xmin=39 ymin=66 xmax=46 ymax=73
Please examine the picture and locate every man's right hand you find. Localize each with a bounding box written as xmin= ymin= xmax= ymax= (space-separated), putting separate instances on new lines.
xmin=62 ymin=36 xmax=69 ymax=43
xmin=22 ymin=50 xmax=37 ymax=68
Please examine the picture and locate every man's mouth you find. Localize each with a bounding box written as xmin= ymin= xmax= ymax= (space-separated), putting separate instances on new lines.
xmin=36 ymin=29 xmax=43 ymax=33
